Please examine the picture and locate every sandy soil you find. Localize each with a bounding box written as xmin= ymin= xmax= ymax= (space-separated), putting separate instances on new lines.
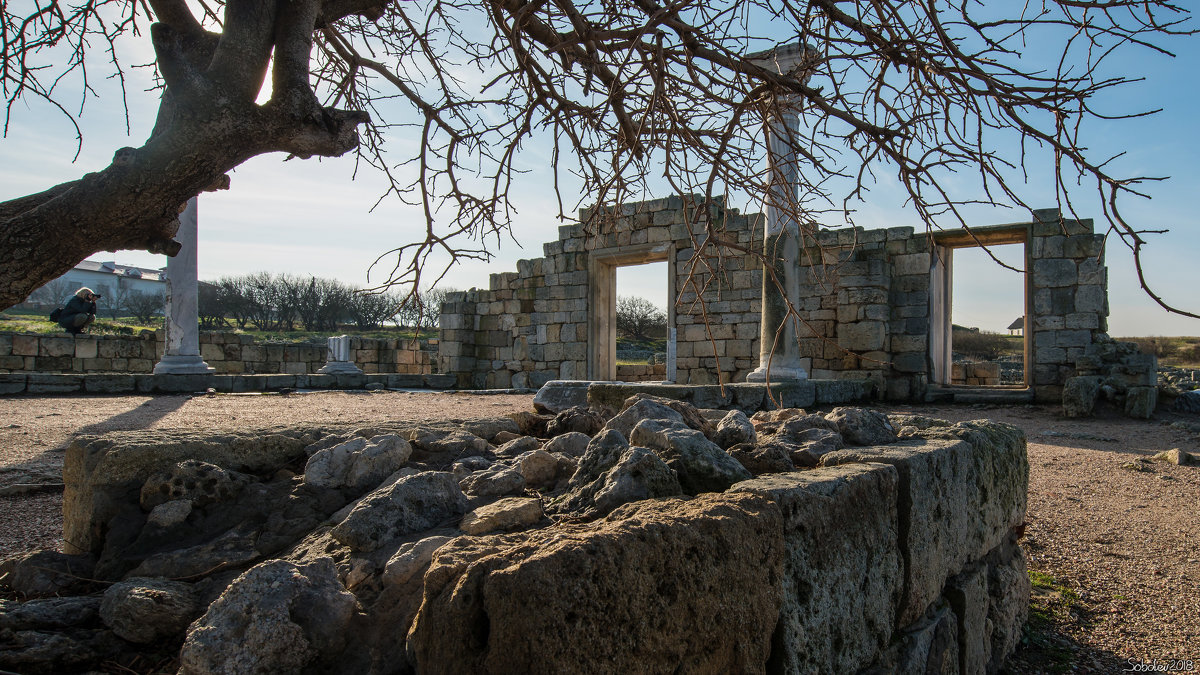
xmin=0 ymin=391 xmax=1196 ymax=671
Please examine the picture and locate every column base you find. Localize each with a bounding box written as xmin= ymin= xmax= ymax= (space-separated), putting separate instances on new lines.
xmin=318 ymin=361 xmax=364 ymax=375
xmin=745 ymin=365 xmax=809 ymax=383
xmin=153 ymin=354 xmax=215 ymax=375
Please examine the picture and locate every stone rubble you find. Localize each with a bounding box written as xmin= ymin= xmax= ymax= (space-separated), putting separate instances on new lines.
xmin=2 ymin=398 xmax=1031 ymax=675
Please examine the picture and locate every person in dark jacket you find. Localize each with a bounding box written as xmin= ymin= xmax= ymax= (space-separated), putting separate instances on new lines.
xmin=59 ymin=287 xmax=99 ymax=334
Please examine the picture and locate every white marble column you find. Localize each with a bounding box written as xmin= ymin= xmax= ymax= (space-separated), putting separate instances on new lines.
xmin=747 ymin=43 xmax=814 ymax=384
xmin=318 ymin=336 xmax=363 ymax=374
xmin=153 ymin=197 xmax=214 ymax=374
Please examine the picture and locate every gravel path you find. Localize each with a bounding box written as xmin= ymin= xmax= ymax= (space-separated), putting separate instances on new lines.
xmin=0 ymin=392 xmax=1196 ymax=671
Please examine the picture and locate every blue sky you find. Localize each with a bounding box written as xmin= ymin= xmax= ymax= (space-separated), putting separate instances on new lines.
xmin=1 ymin=9 xmax=1197 ymax=336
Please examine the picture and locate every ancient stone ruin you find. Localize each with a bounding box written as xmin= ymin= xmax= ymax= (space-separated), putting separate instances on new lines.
xmin=438 ymin=197 xmax=1158 ymax=417
xmin=1 ymin=394 xmax=1028 ymax=673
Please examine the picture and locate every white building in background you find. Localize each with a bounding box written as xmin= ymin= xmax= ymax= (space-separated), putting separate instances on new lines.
xmin=27 ymin=261 xmax=167 ymax=305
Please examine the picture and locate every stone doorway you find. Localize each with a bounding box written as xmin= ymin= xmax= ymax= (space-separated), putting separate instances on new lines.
xmin=930 ymin=224 xmax=1031 ymax=388
xmin=588 ymin=243 xmax=675 ymax=380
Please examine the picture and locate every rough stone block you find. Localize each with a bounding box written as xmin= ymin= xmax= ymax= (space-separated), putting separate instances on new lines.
xmin=410 ymin=494 xmax=783 ymax=674
xmin=821 ymin=426 xmax=1028 ymax=626
xmin=74 ymin=338 xmax=98 ymax=360
xmin=1124 ymin=386 xmax=1157 ymax=419
xmin=83 ymin=375 xmax=136 ymax=394
xmin=39 ymin=337 xmax=75 ymax=358
xmin=26 ymin=373 xmax=83 ymax=393
xmin=1061 ymin=376 xmax=1102 ymax=417
xmin=893 ymin=253 xmax=931 ymax=276
xmin=732 ymin=464 xmax=901 ymax=674
xmin=1032 ymin=259 xmax=1076 ymax=288
xmin=12 ymin=335 xmax=38 ymax=357
xmin=0 ymin=374 xmax=26 ymax=394
xmin=838 ymin=322 xmax=886 ymax=352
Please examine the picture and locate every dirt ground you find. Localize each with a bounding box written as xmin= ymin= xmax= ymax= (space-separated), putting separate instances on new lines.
xmin=1 ymin=390 xmax=1196 ymax=672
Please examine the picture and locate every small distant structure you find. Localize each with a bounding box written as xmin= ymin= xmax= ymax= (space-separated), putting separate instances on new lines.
xmin=25 ymin=261 xmax=166 ymax=304
xmin=1007 ymin=316 xmax=1024 ymax=336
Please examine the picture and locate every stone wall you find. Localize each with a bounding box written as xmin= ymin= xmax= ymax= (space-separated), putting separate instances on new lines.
xmin=0 ymin=331 xmax=435 ymax=376
xmin=1026 ymin=210 xmax=1109 ymax=402
xmin=615 ymin=363 xmax=666 ymax=381
xmin=440 ymin=199 xmax=1119 ymax=406
xmin=51 ymin=406 xmax=1029 ymax=673
xmin=439 ymin=195 xmax=763 ymax=388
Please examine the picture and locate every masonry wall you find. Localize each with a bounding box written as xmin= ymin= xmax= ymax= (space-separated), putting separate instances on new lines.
xmin=439 ymin=196 xmax=764 ymax=389
xmin=1026 ymin=211 xmax=1109 ymax=402
xmin=439 ymin=198 xmax=1114 ymax=401
xmin=0 ymin=332 xmax=435 ymax=376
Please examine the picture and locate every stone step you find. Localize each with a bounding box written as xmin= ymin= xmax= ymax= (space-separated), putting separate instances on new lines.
xmin=924 ymin=386 xmax=1034 ymax=405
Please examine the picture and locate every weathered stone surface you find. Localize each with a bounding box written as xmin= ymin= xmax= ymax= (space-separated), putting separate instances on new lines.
xmin=820 ymin=421 xmax=1028 ymax=626
xmin=542 ymin=431 xmax=590 ymax=457
xmin=629 ymin=420 xmax=752 ymax=494
xmin=1152 ymin=448 xmax=1196 ymax=466
xmin=1124 ymin=386 xmax=1157 ymax=418
xmin=409 ymin=429 xmax=491 ymax=458
xmin=408 ymin=493 xmax=783 ymax=674
xmin=601 ymin=398 xmax=686 ymax=440
xmin=1172 ymin=390 xmax=1200 ymax=414
xmin=713 ymin=409 xmax=756 ymax=449
xmin=532 ymin=380 xmax=592 ymax=414
xmin=381 ymin=535 xmax=454 ymax=587
xmin=179 ymin=559 xmax=358 ymax=675
xmin=591 ymin=447 xmax=683 ymax=515
xmin=514 ymin=448 xmax=559 ymax=487
xmin=0 ymin=551 xmax=96 ymax=597
xmin=507 ymin=410 xmax=550 ymax=437
xmin=459 ymin=464 xmax=526 ymax=498
xmin=732 ymin=464 xmax=901 ymax=673
xmin=620 ymin=393 xmax=715 ymax=436
xmin=0 ymin=596 xmax=100 ymax=631
xmin=549 ymin=430 xmax=682 ymax=518
xmin=493 ymin=435 xmax=542 ymax=458
xmin=146 ymin=499 xmax=192 ymax=527
xmin=64 ymin=427 xmax=315 ymax=555
xmin=0 ymin=627 xmax=124 ymax=675
xmin=140 ymin=459 xmax=251 ymax=510
xmin=545 ymin=405 xmax=606 ymax=437
xmin=459 ymin=497 xmax=543 ymax=535
xmin=825 ymin=407 xmax=897 ymax=445
xmin=985 ymin=538 xmax=1030 ymax=672
xmin=945 ymin=564 xmax=989 ymax=675
xmin=331 ymin=472 xmax=467 ymax=553
xmin=868 ymin=604 xmax=959 ymax=674
xmin=728 ymin=443 xmax=794 ymax=475
xmin=1062 ymin=376 xmax=1102 ymax=417
xmin=303 ymin=434 xmax=412 ymax=493
xmin=99 ymin=577 xmax=199 ymax=644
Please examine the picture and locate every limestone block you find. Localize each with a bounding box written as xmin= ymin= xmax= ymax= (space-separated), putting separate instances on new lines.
xmin=1075 ymin=284 xmax=1106 ymax=314
xmin=408 ymin=493 xmax=783 ymax=674
xmin=1032 ymin=259 xmax=1076 ymax=288
xmin=1062 ymin=376 xmax=1102 ymax=417
xmin=1124 ymin=386 xmax=1157 ymax=419
xmin=870 ymin=604 xmax=959 ymax=674
xmin=731 ymin=464 xmax=901 ymax=674
xmin=74 ymin=338 xmax=98 ymax=359
xmin=12 ymin=335 xmax=38 ymax=356
xmin=945 ymin=564 xmax=990 ymax=675
xmin=820 ymin=425 xmax=1027 ymax=626
xmin=893 ymin=252 xmax=931 ymax=276
xmin=39 ymin=337 xmax=74 ymax=358
xmin=838 ymin=321 xmax=886 ymax=351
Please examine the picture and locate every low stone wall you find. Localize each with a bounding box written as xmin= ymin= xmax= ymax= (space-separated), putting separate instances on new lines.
xmin=953 ymin=362 xmax=1001 ymax=386
xmin=39 ymin=405 xmax=1027 ymax=674
xmin=0 ymin=331 xmax=435 ymax=376
xmin=615 ymin=363 xmax=666 ymax=381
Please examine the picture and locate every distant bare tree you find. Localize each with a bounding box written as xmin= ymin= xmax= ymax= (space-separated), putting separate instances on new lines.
xmin=124 ymin=290 xmax=166 ymax=324
xmin=617 ymin=296 xmax=667 ymax=341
